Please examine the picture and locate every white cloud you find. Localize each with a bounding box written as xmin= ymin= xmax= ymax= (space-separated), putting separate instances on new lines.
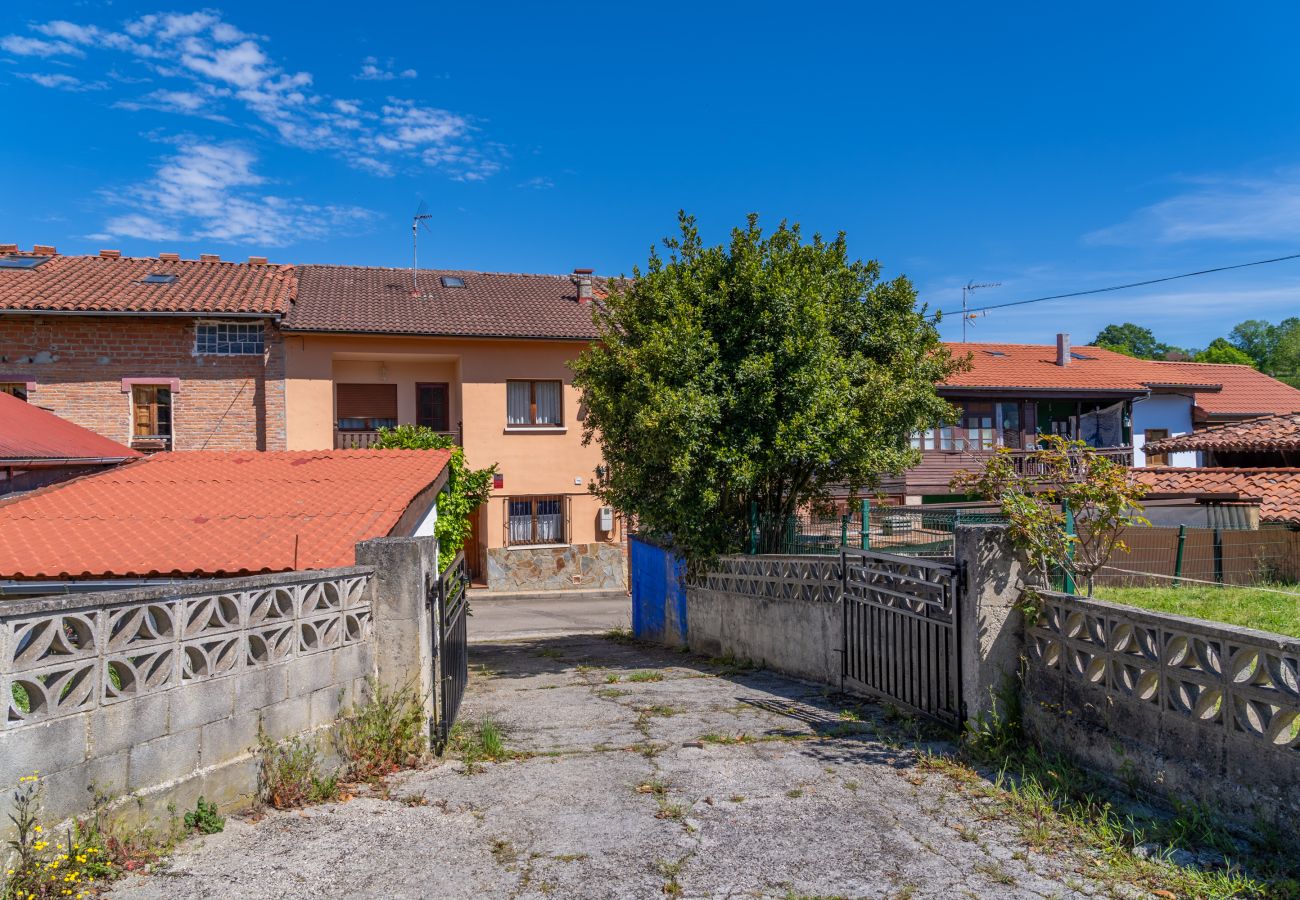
xmin=19 ymin=72 xmax=106 ymax=91
xmin=1 ymin=35 xmax=83 ymax=57
xmin=5 ymin=11 xmax=500 ymax=180
xmin=1087 ymin=170 xmax=1300 ymax=245
xmin=518 ymin=176 xmax=554 ymax=190
xmin=101 ymin=139 xmax=376 ymax=246
xmin=355 ymin=56 xmax=417 ymax=81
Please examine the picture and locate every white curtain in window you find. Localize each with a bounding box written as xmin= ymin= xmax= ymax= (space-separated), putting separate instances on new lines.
xmin=534 ymin=381 xmax=562 ymax=425
xmin=536 ymin=498 xmax=563 ymax=541
xmin=507 ymin=382 xmax=531 ymax=425
xmin=508 ymin=500 xmax=532 ymax=543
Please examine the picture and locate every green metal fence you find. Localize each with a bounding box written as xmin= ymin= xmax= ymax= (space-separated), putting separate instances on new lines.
xmin=755 ymin=503 xmax=1006 ymax=558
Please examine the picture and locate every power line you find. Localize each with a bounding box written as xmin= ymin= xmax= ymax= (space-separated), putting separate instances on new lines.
xmin=934 ymin=251 xmax=1300 ymax=319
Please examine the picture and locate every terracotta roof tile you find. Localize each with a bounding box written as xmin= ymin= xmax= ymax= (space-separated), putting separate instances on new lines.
xmin=0 ymin=393 xmax=138 ymax=461
xmin=0 ymin=449 xmax=450 ymax=579
xmin=944 ymin=343 xmax=1300 ymax=418
xmin=0 ymin=252 xmax=294 ymax=316
xmin=1134 ymin=467 xmax=1300 ymax=523
xmin=1146 ymin=412 xmax=1300 ymax=454
xmin=1147 ymin=361 xmax=1300 ymax=418
xmin=283 ymin=265 xmax=603 ymax=340
xmin=941 ymin=343 xmax=1215 ymax=392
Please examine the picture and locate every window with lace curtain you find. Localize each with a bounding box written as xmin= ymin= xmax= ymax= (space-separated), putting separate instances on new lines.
xmin=506 ymin=379 xmax=563 ymax=427
xmin=506 ymin=495 xmax=567 ymax=545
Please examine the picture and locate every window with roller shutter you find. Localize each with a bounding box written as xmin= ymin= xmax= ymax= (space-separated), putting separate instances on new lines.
xmin=336 ymin=383 xmax=398 ymax=431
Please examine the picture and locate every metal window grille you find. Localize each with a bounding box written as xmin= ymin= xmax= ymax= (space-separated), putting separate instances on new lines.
xmin=505 ymin=495 xmax=568 ymax=545
xmin=195 ymin=322 xmax=265 ymax=356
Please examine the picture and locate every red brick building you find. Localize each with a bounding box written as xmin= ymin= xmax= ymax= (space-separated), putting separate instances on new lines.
xmin=0 ymin=245 xmax=293 ymax=451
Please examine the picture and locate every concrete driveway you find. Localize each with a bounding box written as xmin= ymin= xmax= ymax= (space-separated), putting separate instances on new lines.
xmin=110 ymin=636 xmax=1107 ymax=899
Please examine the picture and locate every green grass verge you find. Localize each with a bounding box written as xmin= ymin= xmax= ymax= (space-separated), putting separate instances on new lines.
xmin=1093 ymin=583 xmax=1300 ymax=637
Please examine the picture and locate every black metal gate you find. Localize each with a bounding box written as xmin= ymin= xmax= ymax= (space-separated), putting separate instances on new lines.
xmin=841 ymin=548 xmax=963 ymax=725
xmin=431 ymin=551 xmax=469 ymax=750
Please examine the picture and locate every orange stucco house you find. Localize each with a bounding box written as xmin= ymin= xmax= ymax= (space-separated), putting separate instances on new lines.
xmin=282 ymin=264 xmax=624 ymax=592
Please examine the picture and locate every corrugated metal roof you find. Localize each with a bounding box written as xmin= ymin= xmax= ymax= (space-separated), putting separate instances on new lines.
xmin=0 ymin=448 xmax=451 ymax=579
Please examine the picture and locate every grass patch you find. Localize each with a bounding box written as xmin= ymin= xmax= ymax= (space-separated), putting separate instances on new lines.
xmin=1093 ymin=583 xmax=1300 ymax=637
xmin=699 ymin=732 xmax=755 ymax=745
xmin=602 ymin=625 xmax=635 ymax=644
xmin=596 ymin=687 xmax=630 ymax=699
xmin=535 ymin=648 xmax=565 ymax=660
xmin=927 ymin=696 xmax=1300 ymax=899
xmin=626 ymin=671 xmax=664 ymax=683
xmin=448 ymin=715 xmax=523 ymax=773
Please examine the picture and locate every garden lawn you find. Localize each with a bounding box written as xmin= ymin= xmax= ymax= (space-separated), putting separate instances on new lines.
xmin=1093 ymin=583 xmax=1300 ymax=638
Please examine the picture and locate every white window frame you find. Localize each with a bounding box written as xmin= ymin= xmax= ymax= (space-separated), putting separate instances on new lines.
xmin=195 ymin=321 xmax=266 ymax=356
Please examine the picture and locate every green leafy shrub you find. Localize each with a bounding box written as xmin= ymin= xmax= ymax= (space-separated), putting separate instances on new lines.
xmin=370 ymin=425 xmax=497 ymax=569
xmin=182 ymin=797 xmax=225 ymax=835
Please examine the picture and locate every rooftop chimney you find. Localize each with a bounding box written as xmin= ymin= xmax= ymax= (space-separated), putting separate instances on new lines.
xmin=32 ymin=245 xmax=56 ymax=256
xmin=0 ymin=244 xmax=17 ymax=254
xmin=572 ymin=268 xmax=594 ymax=304
xmin=158 ymin=252 xmax=180 ymax=261
xmin=1056 ymin=332 xmax=1071 ymax=367
xmin=99 ymin=249 xmax=121 ymax=259
xmin=248 ymin=255 xmax=268 ymax=266
xmin=200 ymin=253 xmax=221 ymax=263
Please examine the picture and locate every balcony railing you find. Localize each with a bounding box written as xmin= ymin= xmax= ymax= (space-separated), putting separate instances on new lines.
xmin=334 ymin=429 xmax=462 ymax=450
xmin=1006 ymin=445 xmax=1134 ymax=476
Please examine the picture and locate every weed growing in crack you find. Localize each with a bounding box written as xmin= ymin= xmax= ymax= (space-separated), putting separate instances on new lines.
xmin=489 ymin=838 xmax=518 ymax=865
xmin=636 ymin=779 xmax=669 ymax=796
xmin=449 ymin=716 xmax=524 ymax=774
xmin=597 ymin=688 xmax=630 ymax=699
xmin=182 ymin=797 xmax=225 ymax=835
xmin=336 ymin=678 xmax=428 ymax=780
xmin=535 ymin=648 xmax=565 ymax=660
xmin=602 ymin=626 xmax=635 ymax=644
xmin=626 ymin=671 xmax=663 ymax=683
xmin=785 ymin=788 xmax=803 ymax=799
xmin=256 ymin=731 xmax=339 ymax=809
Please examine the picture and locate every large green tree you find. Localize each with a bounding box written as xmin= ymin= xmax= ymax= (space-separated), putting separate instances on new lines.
xmin=1228 ymin=317 xmax=1300 ymax=375
xmin=1091 ymin=323 xmax=1179 ymax=359
xmin=1194 ymin=337 xmax=1255 ymax=367
xmin=571 ymin=212 xmax=961 ymax=561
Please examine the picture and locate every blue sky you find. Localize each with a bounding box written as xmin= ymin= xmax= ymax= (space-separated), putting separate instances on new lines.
xmin=3 ymin=3 xmax=1300 ymax=348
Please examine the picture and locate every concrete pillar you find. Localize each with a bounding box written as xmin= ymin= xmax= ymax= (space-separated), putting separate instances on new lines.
xmin=954 ymin=524 xmax=1028 ymax=728
xmin=355 ymin=537 xmax=437 ymax=726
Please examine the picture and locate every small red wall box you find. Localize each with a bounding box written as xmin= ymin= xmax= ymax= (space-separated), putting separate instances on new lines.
xmin=493 ymin=473 xmax=504 ymax=489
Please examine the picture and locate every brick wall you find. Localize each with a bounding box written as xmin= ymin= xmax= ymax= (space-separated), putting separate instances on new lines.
xmin=0 ymin=315 xmax=286 ymax=451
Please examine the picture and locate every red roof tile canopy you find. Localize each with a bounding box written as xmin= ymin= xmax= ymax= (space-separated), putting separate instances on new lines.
xmin=1146 ymin=412 xmax=1300 ymax=453
xmin=941 ymin=342 xmax=1220 ymax=393
xmin=943 ymin=342 xmax=1300 ymax=417
xmin=1147 ymin=361 xmax=1300 ymax=418
xmin=283 ymin=265 xmax=605 ymax=340
xmin=1134 ymin=467 xmax=1300 ymax=523
xmin=0 ymin=392 xmax=138 ymax=462
xmin=0 ymin=449 xmax=450 ymax=580
xmin=0 ymin=249 xmax=293 ymax=317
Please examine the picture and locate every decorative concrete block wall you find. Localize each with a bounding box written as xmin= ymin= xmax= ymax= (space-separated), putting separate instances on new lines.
xmin=486 ymin=542 xmax=626 ymax=592
xmin=0 ymin=567 xmax=377 ymax=841
xmin=1025 ymin=590 xmax=1300 ymax=832
xmin=685 ymin=555 xmax=843 ymax=685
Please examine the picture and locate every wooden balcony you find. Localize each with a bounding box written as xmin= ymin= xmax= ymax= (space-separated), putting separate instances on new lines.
xmin=334 ymin=429 xmax=462 ymax=450
xmin=878 ymin=445 xmax=1135 ymax=495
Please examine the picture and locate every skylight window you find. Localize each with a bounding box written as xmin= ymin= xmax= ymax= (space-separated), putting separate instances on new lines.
xmin=440 ymin=276 xmax=465 ymax=288
xmin=1070 ymin=352 xmax=1094 ymax=360
xmin=0 ymin=256 xmax=51 ymax=269
xmin=140 ymin=273 xmax=178 ymax=284
xmin=982 ymin=350 xmax=1007 ymax=357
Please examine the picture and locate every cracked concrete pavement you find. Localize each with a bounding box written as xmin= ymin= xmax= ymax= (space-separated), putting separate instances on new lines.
xmin=110 ymin=635 xmax=1114 ymax=899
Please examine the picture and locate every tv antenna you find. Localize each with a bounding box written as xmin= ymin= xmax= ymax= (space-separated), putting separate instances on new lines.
xmin=411 ymin=199 xmax=433 ymax=296
xmin=961 ymin=281 xmax=1001 ymax=342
